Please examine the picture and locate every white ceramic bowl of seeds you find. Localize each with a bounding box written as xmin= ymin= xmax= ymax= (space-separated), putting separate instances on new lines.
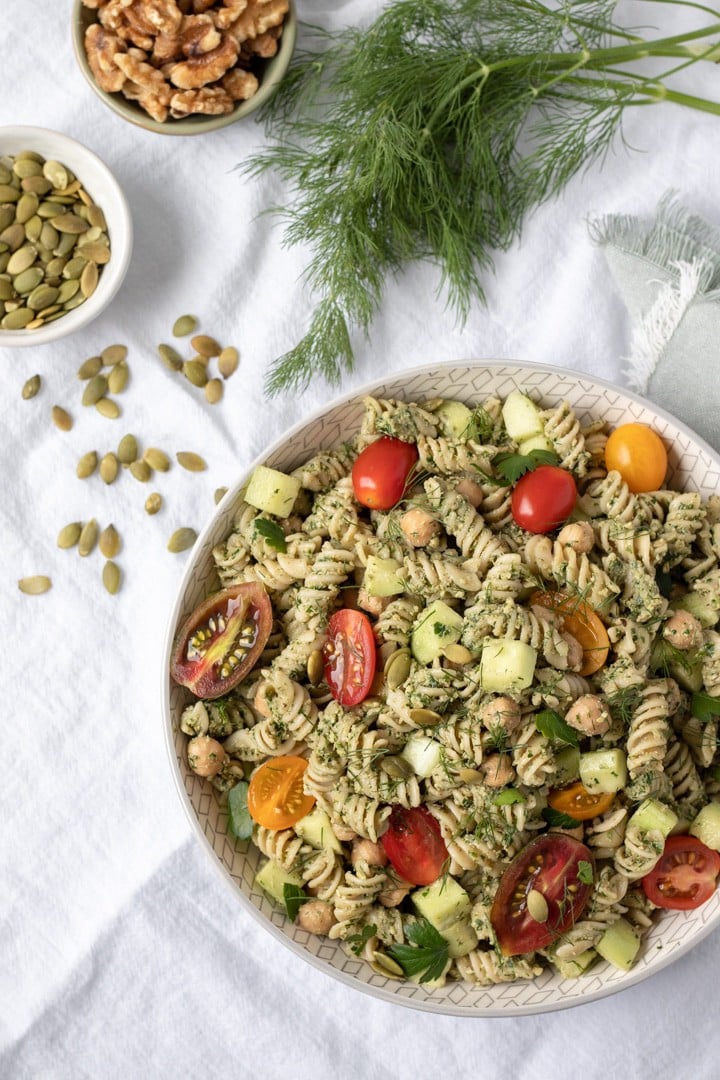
xmin=0 ymin=126 xmax=132 ymax=348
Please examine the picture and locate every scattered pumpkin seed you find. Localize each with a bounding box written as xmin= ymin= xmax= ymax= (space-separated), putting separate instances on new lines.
xmin=378 ymin=641 xmax=397 ymax=667
xmin=77 ymin=356 xmax=103 ymax=380
xmin=176 ymin=451 xmax=207 ymax=472
xmin=144 ymin=492 xmax=162 ymax=515
xmin=2 ymin=307 xmax=34 ymax=329
xmin=172 ymin=314 xmax=197 ymax=337
xmin=18 ymin=575 xmax=52 ymax=595
xmin=52 ymin=404 xmax=73 ymax=431
xmin=101 ymin=344 xmax=127 ymax=366
xmin=7 ymin=245 xmax=37 ymax=276
xmin=369 ymin=952 xmax=405 ymax=980
xmin=96 ymin=397 xmax=120 ymax=419
xmin=78 ymin=518 xmax=99 ymax=557
xmin=457 ymin=767 xmax=485 ymax=784
xmin=102 ymin=560 xmax=121 ymax=595
xmin=100 ymin=452 xmax=119 ymax=485
xmin=77 ymin=450 xmax=98 ymax=479
xmin=158 ymin=343 xmax=183 ymax=371
xmin=526 ymin=889 xmax=549 ymax=924
xmin=380 ymin=755 xmax=413 ymax=780
xmin=306 ymin=649 xmax=324 ymax=686
xmin=190 ymin=334 xmax=221 ymax=358
xmin=117 ymin=433 xmax=138 ymax=465
xmin=22 ymin=373 xmax=41 ymax=400
xmin=218 ymin=346 xmax=239 ymax=379
xmin=54 ymin=213 xmax=88 ymax=235
xmin=183 ymin=360 xmax=207 ymax=388
xmin=80 ymin=260 xmax=98 ymax=298
xmin=86 ymin=205 xmax=107 ymax=230
xmin=99 ymin=524 xmax=121 ymax=558
xmin=82 ymin=373 xmax=107 ymax=406
xmin=385 ymin=648 xmax=411 ymax=690
xmin=205 ymin=378 xmax=223 ymax=404
xmin=214 ymin=487 xmax=228 ymax=504
xmin=167 ymin=527 xmax=197 ymax=553
xmin=442 ymin=643 xmax=474 ymax=665
xmin=57 ymin=522 xmax=82 ymax=549
xmin=408 ymin=707 xmax=443 ymax=727
xmin=107 ymin=361 xmax=129 ymax=395
xmin=143 ymin=447 xmax=170 ymax=472
xmin=43 ymin=159 xmax=69 ymax=189
xmin=129 ymin=460 xmax=151 ymax=483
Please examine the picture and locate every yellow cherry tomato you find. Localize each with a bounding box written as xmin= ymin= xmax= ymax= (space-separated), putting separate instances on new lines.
xmin=530 ymin=591 xmax=610 ymax=676
xmin=604 ymin=423 xmax=668 ymax=493
xmin=247 ymin=755 xmax=315 ymax=830
xmin=548 ymin=782 xmax=615 ymax=821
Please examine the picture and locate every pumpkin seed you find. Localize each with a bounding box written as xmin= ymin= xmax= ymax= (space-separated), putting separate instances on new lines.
xmin=369 ymin=953 xmax=405 ymax=980
xmin=0 ymin=184 xmax=20 ymax=202
xmin=63 ymin=291 xmax=86 ymax=312
xmin=96 ymin=397 xmax=120 ymax=419
xmin=57 ymin=279 xmax=80 ymax=305
xmin=107 ymin=361 xmax=129 ymax=394
xmin=53 ymin=213 xmax=88 ymax=235
xmin=101 ymin=344 xmax=127 ymax=365
xmin=100 ymin=452 xmax=119 ymax=485
xmin=442 ymin=643 xmax=474 ymax=665
xmin=62 ymin=255 xmax=86 ymax=280
xmin=80 ymin=260 xmax=98 ymax=298
xmin=78 ymin=518 xmax=99 ymax=557
xmin=457 ymin=767 xmax=484 ymax=784
xmin=143 ymin=447 xmax=170 ymax=472
xmin=306 ymin=649 xmax=324 ymax=686
xmin=183 ymin=360 xmax=207 ymax=388
xmin=27 ymin=283 xmax=59 ymax=312
xmin=13 ymin=158 xmax=42 ymax=179
xmin=214 ymin=486 xmax=228 ymax=504
xmin=167 ymin=527 xmax=197 ymax=553
xmin=385 ymin=648 xmax=411 ymax=690
xmin=117 ymin=433 xmax=138 ymax=465
xmin=176 ymin=451 xmax=207 ymax=472
xmin=190 ymin=334 xmax=221 ymax=358
xmin=24 ymin=215 xmax=42 ymax=242
xmin=7 ymin=245 xmax=36 ymax=275
xmin=76 ymin=450 xmax=98 ymax=478
xmin=13 ymin=267 xmax=44 ymax=295
xmin=23 ymin=176 xmax=53 ymax=197
xmin=86 ymin=204 xmax=106 ymax=230
xmin=0 ymin=279 xmax=13 ymax=301
xmin=1 ymin=307 xmax=31 ymax=329
xmin=408 ymin=707 xmax=443 ymax=727
xmin=18 ymin=575 xmax=52 ymax=595
xmin=526 ymin=889 xmax=549 ymax=924
xmin=158 ymin=343 xmax=183 ymax=371
xmin=380 ymin=755 xmax=413 ymax=780
xmin=102 ymin=560 xmax=121 ymax=595
xmin=0 ymin=207 xmax=14 ymax=231
xmin=218 ymin=346 xmax=239 ymax=379
xmin=144 ymin=492 xmax=162 ymax=515
xmin=82 ymin=373 xmax=107 ymax=406
xmin=57 ymin=522 xmax=82 ymax=549
xmin=80 ymin=241 xmax=110 ymax=265
xmin=378 ymin=641 xmax=397 ymax=667
xmin=16 ymin=193 xmax=39 ymax=225
xmin=129 ymin=460 xmax=151 ymax=483
xmin=21 ymin=373 xmax=41 ymax=400
xmin=43 ymin=160 xmax=68 ymax=189
xmin=99 ymin=524 xmax=121 ymax=558
xmin=172 ymin=314 xmax=197 ymax=337
xmin=51 ymin=404 xmax=72 ymax=431
xmin=77 ymin=356 xmax=102 ymax=380
xmin=55 ymin=231 xmax=76 ymax=256
xmin=205 ymin=378 xmax=223 ymax=404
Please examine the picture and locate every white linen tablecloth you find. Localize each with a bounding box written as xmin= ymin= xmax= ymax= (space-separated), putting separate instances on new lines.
xmin=2 ymin=3 xmax=720 ymax=1078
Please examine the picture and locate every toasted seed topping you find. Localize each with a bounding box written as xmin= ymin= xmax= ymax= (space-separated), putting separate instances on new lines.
xmin=144 ymin=492 xmax=162 ymax=515
xmin=102 ymin=560 xmax=121 ymax=595
xmin=129 ymin=460 xmax=151 ymax=483
xmin=176 ymin=451 xmax=207 ymax=472
xmin=18 ymin=575 xmax=52 ymax=595
xmin=158 ymin=343 xmax=183 ymax=371
xmin=117 ymin=433 xmax=138 ymax=465
xmin=167 ymin=527 xmax=197 ymax=553
xmin=107 ymin=361 xmax=129 ymax=394
xmin=408 ymin=707 xmax=443 ymax=727
xmin=218 ymin=346 xmax=239 ymax=379
xmin=99 ymin=524 xmax=121 ymax=559
xmin=52 ymin=404 xmax=73 ymax=431
xmin=101 ymin=344 xmax=127 ymax=366
xmin=57 ymin=522 xmax=82 ymax=549
xmin=190 ymin=334 xmax=221 ymax=358
xmin=96 ymin=397 xmax=120 ymax=419
xmin=22 ymin=373 xmax=41 ymax=400
xmin=214 ymin=487 xmax=228 ymax=504
xmin=77 ymin=450 xmax=98 ymax=479
xmin=526 ymin=889 xmax=549 ymax=923
xmin=100 ymin=452 xmax=119 ymax=485
xmin=204 ymin=378 xmax=223 ymax=404
xmin=172 ymin=314 xmax=197 ymax=337
xmin=82 ymin=374 xmax=108 ymax=406
xmin=78 ymin=518 xmax=99 ymax=557
xmin=143 ymin=447 xmax=170 ymax=472
xmin=183 ymin=360 xmax=208 ymax=388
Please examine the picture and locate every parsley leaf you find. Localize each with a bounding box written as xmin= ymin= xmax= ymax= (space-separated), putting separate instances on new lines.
xmin=577 ymin=860 xmax=594 ymax=885
xmin=655 ymin=568 xmax=674 ymax=599
xmin=347 ymin=923 xmax=377 ymax=956
xmin=227 ymin=781 xmax=253 ymax=841
xmin=492 ymin=448 xmax=560 ymax=485
xmin=283 ymin=883 xmax=311 ymax=920
xmin=691 ymin=691 xmax=720 ymax=721
xmin=493 ymin=788 xmax=526 ymax=806
xmin=542 ymin=806 xmax=582 ymax=829
xmin=253 ymin=517 xmax=287 ymax=552
xmin=535 ymin=709 xmax=579 ymax=747
xmin=388 ymin=918 xmax=449 ymax=983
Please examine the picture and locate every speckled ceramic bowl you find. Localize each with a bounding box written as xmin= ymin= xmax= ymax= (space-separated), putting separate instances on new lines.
xmin=162 ymin=360 xmax=720 ymax=1015
xmin=72 ymin=1 xmax=296 ymax=136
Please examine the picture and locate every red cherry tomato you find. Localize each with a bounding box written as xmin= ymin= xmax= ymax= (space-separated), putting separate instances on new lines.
xmin=381 ymin=806 xmax=449 ymax=886
xmin=511 ymin=465 xmax=577 ymax=534
xmin=490 ymin=835 xmax=594 ymax=956
xmin=323 ymin=609 xmax=377 ymax=707
xmin=351 ymin=436 xmax=419 ymax=510
xmin=170 ymin=583 xmax=272 ymax=699
xmin=604 ymin=423 xmax=668 ymax=494
xmin=642 ymin=834 xmax=720 ymax=910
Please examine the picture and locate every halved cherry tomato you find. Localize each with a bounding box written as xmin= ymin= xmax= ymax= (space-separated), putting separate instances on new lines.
xmin=511 ymin=465 xmax=576 ymax=534
xmin=604 ymin=423 xmax=668 ymax=494
xmin=351 ymin=436 xmax=419 ymax=510
xmin=548 ymin=782 xmax=615 ymax=821
xmin=490 ymin=835 xmax=594 ymax=956
xmin=170 ymin=582 xmax=272 ymax=700
xmin=530 ymin=590 xmax=610 ymax=676
xmin=381 ymin=805 xmax=449 ymax=886
xmin=642 ymin=834 xmax=720 ymax=910
xmin=247 ymin=755 xmax=316 ymax=830
xmin=323 ymin=609 xmax=376 ymax=707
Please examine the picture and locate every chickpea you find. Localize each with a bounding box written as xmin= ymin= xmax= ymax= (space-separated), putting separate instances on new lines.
xmin=481 ymin=695 xmax=522 ymax=734
xmin=556 ymin=521 xmax=595 ymax=554
xmin=455 ymin=478 xmax=484 ymax=507
xmin=296 ymin=900 xmax=336 ymax=936
xmin=187 ymin=735 xmax=226 ymax=778
xmin=351 ymin=838 xmax=388 ymax=868
xmin=565 ymin=694 xmax=610 ymax=736
xmin=399 ymin=507 xmax=441 ymax=547
xmin=253 ymin=683 xmax=272 ymax=718
xmin=561 ymin=631 xmax=584 ymax=672
xmin=480 ymin=753 xmax=516 ymax=789
xmin=357 ymin=587 xmax=389 ymax=617
xmin=379 ymin=884 xmax=411 ymax=908
xmin=663 ymin=610 xmax=704 ymax=651
xmin=332 ymin=823 xmax=358 ymax=842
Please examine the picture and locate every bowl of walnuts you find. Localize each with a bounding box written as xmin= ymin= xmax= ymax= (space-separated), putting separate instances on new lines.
xmin=72 ymin=0 xmax=296 ymax=135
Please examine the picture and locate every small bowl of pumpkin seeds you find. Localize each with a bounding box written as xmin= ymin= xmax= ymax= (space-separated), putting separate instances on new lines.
xmin=0 ymin=126 xmax=132 ymax=347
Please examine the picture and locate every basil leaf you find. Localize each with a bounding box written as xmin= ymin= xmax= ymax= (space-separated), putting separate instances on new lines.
xmin=253 ymin=517 xmax=287 ymax=552
xmin=691 ymin=691 xmax=720 ymax=721
xmin=283 ymin=883 xmax=311 ymax=920
xmin=535 ymin=709 xmax=579 ymax=747
xmin=543 ymin=806 xmax=582 ymax=829
xmin=227 ymin=781 xmax=253 ymax=841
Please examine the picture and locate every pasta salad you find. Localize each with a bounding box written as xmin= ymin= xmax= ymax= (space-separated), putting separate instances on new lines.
xmin=171 ymin=389 xmax=720 ymax=989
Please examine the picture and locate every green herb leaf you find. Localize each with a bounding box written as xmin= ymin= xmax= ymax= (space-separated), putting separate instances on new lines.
xmin=535 ymin=709 xmax=579 ymax=747
xmin=227 ymin=781 xmax=253 ymax=841
xmin=656 ymin=568 xmax=674 ymax=599
xmin=283 ymin=883 xmax=311 ymax=920
xmin=491 ymin=449 xmax=560 ymax=484
xmin=388 ymin=918 xmax=449 ymax=984
xmin=493 ymin=788 xmax=526 ymax=806
xmin=577 ymin=860 xmax=594 ymax=885
xmin=542 ymin=806 xmax=582 ymax=829
xmin=691 ymin=691 xmax=720 ymax=720
xmin=253 ymin=517 xmax=287 ymax=552
xmin=347 ymin=923 xmax=377 ymax=956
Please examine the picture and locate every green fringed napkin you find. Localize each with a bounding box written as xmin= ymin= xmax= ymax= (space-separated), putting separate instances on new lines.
xmin=589 ymin=194 xmax=720 ymax=450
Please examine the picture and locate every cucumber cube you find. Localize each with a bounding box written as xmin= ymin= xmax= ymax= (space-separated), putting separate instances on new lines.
xmin=245 ymin=466 xmax=301 ymax=518
xmin=629 ymin=798 xmax=678 ymax=838
xmin=501 ymin=390 xmax=544 ymax=442
xmin=518 ymin=433 xmax=554 ymax=455
xmin=295 ymin=807 xmax=343 ymax=853
xmin=411 ymin=600 xmax=463 ymax=664
xmin=254 ymin=859 xmax=303 ymax=905
xmin=478 ymin=639 xmax=537 ymax=692
xmin=364 ymin=556 xmax=404 ymax=597
xmin=435 ymin=400 xmax=474 ymax=439
xmin=401 ymin=735 xmax=442 ymax=778
xmin=550 ymin=948 xmax=598 ymax=979
xmin=579 ymin=749 xmax=628 ymax=794
xmin=554 ymin=746 xmax=581 ymax=786
xmin=689 ymin=802 xmax=720 ymax=852
xmin=442 ymin=918 xmax=479 ymax=958
xmin=596 ymin=918 xmax=641 ymax=972
xmin=412 ymin=877 xmax=472 ymax=931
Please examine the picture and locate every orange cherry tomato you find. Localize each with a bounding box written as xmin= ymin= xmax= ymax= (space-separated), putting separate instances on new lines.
xmin=548 ymin=782 xmax=615 ymax=822
xmin=604 ymin=423 xmax=668 ymax=494
xmin=247 ymin=755 xmax=315 ymax=830
xmin=529 ymin=590 xmax=609 ymax=676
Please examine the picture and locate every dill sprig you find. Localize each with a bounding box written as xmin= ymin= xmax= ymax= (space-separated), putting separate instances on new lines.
xmin=243 ymin=0 xmax=720 ymax=395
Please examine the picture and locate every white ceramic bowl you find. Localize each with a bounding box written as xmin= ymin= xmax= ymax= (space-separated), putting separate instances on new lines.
xmin=162 ymin=360 xmax=720 ymax=1016
xmin=0 ymin=126 xmax=132 ymax=347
